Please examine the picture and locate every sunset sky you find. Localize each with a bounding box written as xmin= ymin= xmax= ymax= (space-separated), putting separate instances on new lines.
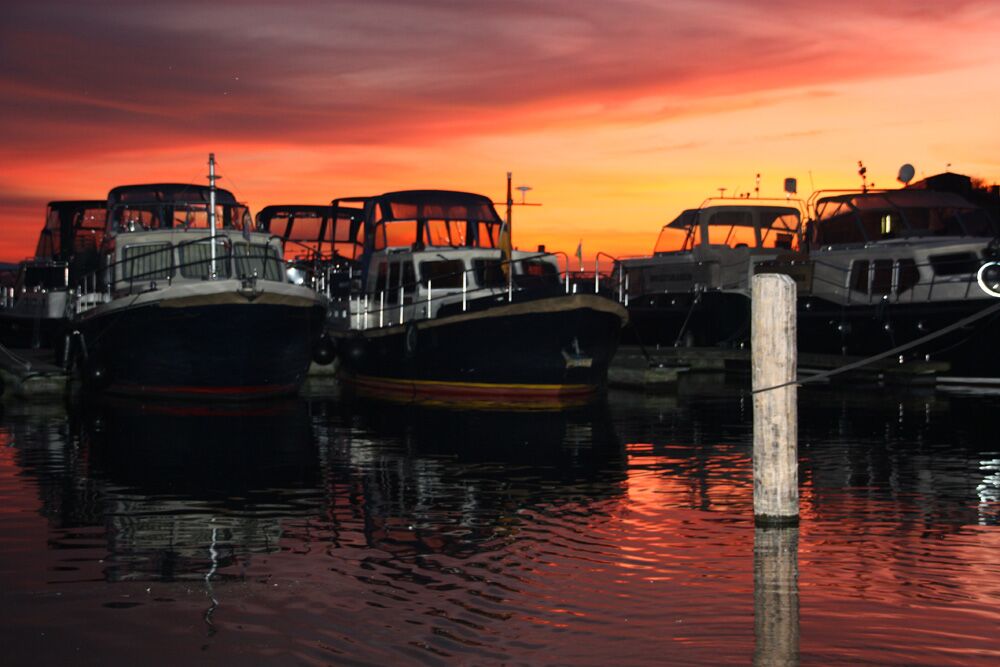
xmin=2 ymin=0 xmax=999 ymax=264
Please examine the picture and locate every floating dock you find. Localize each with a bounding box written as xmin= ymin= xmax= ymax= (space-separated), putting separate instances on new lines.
xmin=609 ymin=344 xmax=949 ymax=389
xmin=0 ymin=346 xmax=70 ymax=400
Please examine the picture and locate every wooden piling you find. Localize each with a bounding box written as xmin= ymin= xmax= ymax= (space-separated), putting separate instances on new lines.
xmin=751 ymin=273 xmax=799 ymax=526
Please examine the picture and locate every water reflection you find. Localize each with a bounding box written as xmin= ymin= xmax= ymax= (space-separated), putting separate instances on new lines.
xmin=10 ymin=397 xmax=324 ymax=583
xmin=754 ymin=526 xmax=799 ymax=667
xmin=0 ymin=380 xmax=998 ymax=665
xmin=319 ymin=392 xmax=628 ymax=560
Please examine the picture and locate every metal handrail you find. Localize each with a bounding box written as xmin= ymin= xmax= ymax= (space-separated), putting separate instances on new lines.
xmin=346 ymin=250 xmax=570 ymax=330
xmin=608 ymin=247 xmax=992 ymax=308
xmin=71 ymin=233 xmax=285 ymax=313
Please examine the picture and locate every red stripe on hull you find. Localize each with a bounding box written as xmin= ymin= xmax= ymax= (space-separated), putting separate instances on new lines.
xmin=343 ymin=374 xmax=597 ymax=406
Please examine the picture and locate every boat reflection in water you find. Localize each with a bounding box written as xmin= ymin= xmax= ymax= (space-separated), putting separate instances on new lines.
xmin=70 ymin=397 xmax=324 ymax=582
xmin=322 ymin=390 xmax=628 ymax=560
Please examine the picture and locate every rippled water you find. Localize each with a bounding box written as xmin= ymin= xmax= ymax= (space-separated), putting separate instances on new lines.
xmin=1 ymin=378 xmax=998 ymax=665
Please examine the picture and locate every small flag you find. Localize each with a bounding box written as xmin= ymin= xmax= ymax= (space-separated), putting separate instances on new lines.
xmin=499 ymin=222 xmax=512 ymax=281
xmin=575 ymin=240 xmax=583 ymax=271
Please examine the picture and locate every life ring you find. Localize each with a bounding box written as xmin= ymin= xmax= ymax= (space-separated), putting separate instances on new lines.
xmin=977 ymin=261 xmax=1000 ymax=298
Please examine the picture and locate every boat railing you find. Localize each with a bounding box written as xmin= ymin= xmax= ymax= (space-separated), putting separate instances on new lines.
xmin=754 ymin=254 xmax=988 ymax=306
xmin=345 ymin=250 xmax=600 ymax=331
xmin=605 ymin=247 xmax=810 ymax=304
xmin=70 ymin=233 xmax=282 ymax=314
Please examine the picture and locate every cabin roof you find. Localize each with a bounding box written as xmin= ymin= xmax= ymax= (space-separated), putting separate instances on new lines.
xmin=664 ymin=203 xmax=800 ymax=229
xmin=107 ymin=183 xmax=239 ymax=205
xmin=815 ymin=189 xmax=977 ymax=216
xmin=372 ymin=190 xmax=502 ymax=223
xmin=46 ymin=200 xmax=106 ymax=210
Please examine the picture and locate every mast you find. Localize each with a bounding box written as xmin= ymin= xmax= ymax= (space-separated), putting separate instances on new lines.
xmin=208 ymin=153 xmax=218 ymax=277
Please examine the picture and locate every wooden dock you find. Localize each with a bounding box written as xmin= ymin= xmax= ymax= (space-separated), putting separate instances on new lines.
xmin=0 ymin=342 xmax=950 ymax=401
xmin=0 ymin=346 xmax=70 ymax=400
xmin=609 ymin=344 xmax=949 ymax=389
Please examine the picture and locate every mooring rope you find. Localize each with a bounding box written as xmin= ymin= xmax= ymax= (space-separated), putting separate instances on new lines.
xmin=751 ymin=299 xmax=1000 ymax=394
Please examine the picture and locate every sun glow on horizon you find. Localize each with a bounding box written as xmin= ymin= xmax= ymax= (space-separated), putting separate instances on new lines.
xmin=2 ymin=1 xmax=999 ymax=265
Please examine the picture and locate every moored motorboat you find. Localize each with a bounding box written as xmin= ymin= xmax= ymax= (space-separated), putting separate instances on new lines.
xmin=322 ymin=189 xmax=628 ymax=399
xmin=68 ymin=155 xmax=328 ymax=398
xmin=0 ymin=200 xmax=106 ymax=354
xmin=758 ymin=175 xmax=1000 ymax=383
xmin=609 ymin=192 xmax=803 ymax=347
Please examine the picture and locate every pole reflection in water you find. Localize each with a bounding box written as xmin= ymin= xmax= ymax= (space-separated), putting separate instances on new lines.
xmin=754 ymin=526 xmax=799 ymax=667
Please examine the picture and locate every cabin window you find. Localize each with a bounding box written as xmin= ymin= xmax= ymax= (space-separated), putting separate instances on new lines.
xmin=402 ymin=261 xmax=416 ymax=292
xmin=424 ymin=219 xmax=468 ymax=247
xmin=515 ymin=259 xmax=559 ymax=289
xmin=169 ymin=204 xmax=249 ymax=231
xmin=702 ymin=210 xmax=756 ymax=246
xmin=473 ymin=259 xmax=506 ymax=287
xmin=234 ymin=243 xmax=283 ymax=281
xmin=476 ymin=222 xmax=498 ymax=248
xmin=928 ymin=252 xmax=978 ymax=276
xmin=117 ymin=208 xmax=161 ymax=232
xmin=653 ymin=226 xmax=693 ymax=254
xmin=179 ymin=240 xmax=232 ymax=279
xmin=19 ymin=265 xmax=67 ymax=290
xmin=419 ymin=259 xmax=465 ymax=288
xmin=386 ymin=262 xmax=400 ymax=303
xmin=849 ymin=260 xmax=869 ymax=292
xmin=374 ymin=262 xmax=388 ymax=293
xmin=897 ymin=258 xmax=920 ymax=294
xmin=122 ymin=243 xmax=173 ymax=281
xmin=375 ymin=220 xmax=419 ymax=250
xmin=871 ymin=259 xmax=893 ymax=295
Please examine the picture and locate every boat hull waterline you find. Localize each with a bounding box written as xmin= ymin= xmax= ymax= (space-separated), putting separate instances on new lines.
xmin=333 ymin=294 xmax=627 ymax=399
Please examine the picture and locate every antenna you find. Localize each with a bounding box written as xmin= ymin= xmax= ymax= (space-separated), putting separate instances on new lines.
xmin=754 ymin=173 xmax=761 ymax=198
xmin=516 ymin=185 xmax=532 ymax=205
xmin=897 ymin=163 xmax=915 ymax=185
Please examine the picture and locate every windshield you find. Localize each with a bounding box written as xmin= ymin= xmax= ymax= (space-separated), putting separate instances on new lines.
xmin=111 ymin=203 xmax=252 ymax=233
xmin=653 ymin=226 xmax=694 ymax=254
xmin=371 ymin=192 xmax=504 ymax=251
xmin=267 ymin=210 xmax=363 ymax=261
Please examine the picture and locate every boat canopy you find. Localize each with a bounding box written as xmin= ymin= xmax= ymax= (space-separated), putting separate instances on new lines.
xmin=256 ymin=204 xmax=364 ymax=260
xmin=106 ymin=183 xmax=251 ymax=234
xmin=654 ymin=203 xmax=800 ymax=254
xmin=345 ymin=190 xmax=505 ymax=253
xmin=35 ymin=200 xmax=107 ymax=262
xmin=810 ymin=189 xmax=998 ymax=246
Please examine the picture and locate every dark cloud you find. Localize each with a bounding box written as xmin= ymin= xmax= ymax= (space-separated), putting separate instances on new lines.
xmin=3 ymin=0 xmax=995 ymax=158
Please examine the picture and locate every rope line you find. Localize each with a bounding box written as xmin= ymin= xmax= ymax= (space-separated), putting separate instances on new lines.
xmin=751 ymin=300 xmax=1000 ymax=394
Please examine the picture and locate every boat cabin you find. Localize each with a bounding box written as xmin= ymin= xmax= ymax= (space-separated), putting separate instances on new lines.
xmin=330 ymin=190 xmax=561 ymax=327
xmin=800 ymin=190 xmax=1000 ymax=305
xmin=92 ymin=184 xmax=284 ymax=295
xmin=653 ymin=201 xmax=801 ymax=255
xmin=806 ymin=190 xmax=998 ymax=249
xmin=256 ymin=204 xmax=364 ymax=293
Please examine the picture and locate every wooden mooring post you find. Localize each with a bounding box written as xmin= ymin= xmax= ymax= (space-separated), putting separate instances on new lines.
xmin=751 ymin=273 xmax=799 ymax=526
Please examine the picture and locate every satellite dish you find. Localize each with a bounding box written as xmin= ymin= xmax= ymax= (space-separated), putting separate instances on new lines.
xmin=897 ymin=163 xmax=915 ymax=185
xmin=783 ymin=177 xmax=797 ymax=195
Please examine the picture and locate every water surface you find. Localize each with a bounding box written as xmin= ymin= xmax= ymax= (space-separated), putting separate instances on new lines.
xmin=1 ymin=379 xmax=998 ymax=665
